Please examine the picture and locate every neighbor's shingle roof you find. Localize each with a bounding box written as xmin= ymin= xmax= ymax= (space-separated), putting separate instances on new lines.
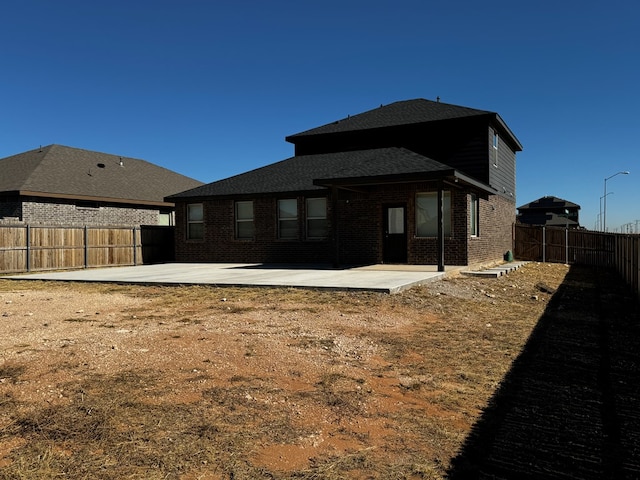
xmin=286 ymin=98 xmax=492 ymax=139
xmin=518 ymin=212 xmax=579 ymax=227
xmin=168 ymin=147 xmax=493 ymax=200
xmin=518 ymin=196 xmax=581 ymax=211
xmin=0 ymin=145 xmax=204 ymax=205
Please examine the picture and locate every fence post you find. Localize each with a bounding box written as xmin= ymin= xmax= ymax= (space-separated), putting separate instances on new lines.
xmin=84 ymin=226 xmax=89 ymax=268
xmin=26 ymin=225 xmax=31 ymax=272
xmin=565 ymin=227 xmax=568 ymax=264
xmin=637 ymin=237 xmax=640 ymax=300
xmin=133 ymin=227 xmax=138 ymax=266
xmin=542 ymin=226 xmax=546 ymax=263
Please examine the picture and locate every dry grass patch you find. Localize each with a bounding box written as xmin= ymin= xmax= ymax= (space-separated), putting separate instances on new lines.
xmin=0 ymin=263 xmax=571 ymax=479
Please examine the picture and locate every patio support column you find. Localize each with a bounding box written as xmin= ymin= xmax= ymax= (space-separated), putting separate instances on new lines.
xmin=437 ymin=182 xmax=445 ymax=272
xmin=331 ymin=186 xmax=340 ymax=267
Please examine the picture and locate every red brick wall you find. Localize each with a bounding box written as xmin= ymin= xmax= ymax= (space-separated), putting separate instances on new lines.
xmin=174 ymin=185 xmax=515 ymax=267
xmin=333 ymin=184 xmax=470 ymax=265
xmin=174 ymin=196 xmax=334 ymax=264
xmin=467 ymin=194 xmax=516 ymax=268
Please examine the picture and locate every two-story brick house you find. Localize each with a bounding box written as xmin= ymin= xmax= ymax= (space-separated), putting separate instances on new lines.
xmin=517 ymin=196 xmax=581 ymax=228
xmin=168 ymin=99 xmax=523 ymax=269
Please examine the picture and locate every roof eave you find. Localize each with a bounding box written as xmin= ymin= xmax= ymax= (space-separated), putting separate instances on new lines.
xmin=13 ymin=190 xmax=175 ymax=208
xmin=493 ymin=113 xmax=523 ymax=152
xmin=314 ymin=170 xmax=497 ymax=195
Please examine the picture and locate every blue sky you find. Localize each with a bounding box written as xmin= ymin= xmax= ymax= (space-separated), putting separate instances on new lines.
xmin=2 ymin=0 xmax=638 ymax=231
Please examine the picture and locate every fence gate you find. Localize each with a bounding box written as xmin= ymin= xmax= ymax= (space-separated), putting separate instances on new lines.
xmin=514 ymin=224 xmax=543 ymax=261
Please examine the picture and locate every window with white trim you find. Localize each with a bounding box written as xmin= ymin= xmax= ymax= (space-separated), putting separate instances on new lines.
xmin=470 ymin=193 xmax=479 ymax=237
xmin=278 ymin=199 xmax=298 ymax=239
xmin=416 ymin=191 xmax=451 ymax=237
xmin=492 ymin=131 xmax=499 ymax=166
xmin=235 ymin=201 xmax=254 ymax=239
xmin=187 ymin=203 xmax=204 ymax=240
xmin=306 ymin=198 xmax=327 ymax=239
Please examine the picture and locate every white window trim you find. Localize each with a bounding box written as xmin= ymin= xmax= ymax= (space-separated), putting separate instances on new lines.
xmin=492 ymin=131 xmax=499 ymax=167
xmin=470 ymin=193 xmax=479 ymax=237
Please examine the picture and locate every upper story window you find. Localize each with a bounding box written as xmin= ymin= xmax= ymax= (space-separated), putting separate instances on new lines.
xmin=470 ymin=193 xmax=479 ymax=237
xmin=235 ymin=201 xmax=254 ymax=240
xmin=306 ymin=198 xmax=327 ymax=239
xmin=492 ymin=131 xmax=499 ymax=166
xmin=416 ymin=191 xmax=451 ymax=237
xmin=187 ymin=203 xmax=204 ymax=240
xmin=278 ymin=199 xmax=298 ymax=239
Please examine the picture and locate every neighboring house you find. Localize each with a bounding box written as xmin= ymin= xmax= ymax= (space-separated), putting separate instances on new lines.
xmin=0 ymin=145 xmax=204 ymax=227
xmin=168 ymin=98 xmax=523 ymax=269
xmin=517 ymin=196 xmax=580 ymax=228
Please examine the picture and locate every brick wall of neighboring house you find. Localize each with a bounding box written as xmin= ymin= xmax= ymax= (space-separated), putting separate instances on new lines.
xmin=467 ymin=194 xmax=516 ymax=267
xmin=174 ymin=183 xmax=514 ymax=267
xmin=17 ymin=198 xmax=161 ymax=226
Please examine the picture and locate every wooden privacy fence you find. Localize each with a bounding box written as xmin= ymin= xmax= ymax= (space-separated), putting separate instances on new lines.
xmin=514 ymin=224 xmax=640 ymax=297
xmin=0 ymin=225 xmax=175 ymax=273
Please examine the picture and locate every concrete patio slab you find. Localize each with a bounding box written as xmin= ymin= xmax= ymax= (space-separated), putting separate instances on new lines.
xmin=1 ymin=263 xmax=461 ymax=294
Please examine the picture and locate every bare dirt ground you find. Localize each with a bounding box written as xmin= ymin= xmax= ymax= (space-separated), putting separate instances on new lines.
xmin=0 ymin=263 xmax=600 ymax=479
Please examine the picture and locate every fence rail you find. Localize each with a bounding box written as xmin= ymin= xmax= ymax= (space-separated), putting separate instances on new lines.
xmin=514 ymin=224 xmax=640 ymax=297
xmin=0 ymin=224 xmax=174 ymax=273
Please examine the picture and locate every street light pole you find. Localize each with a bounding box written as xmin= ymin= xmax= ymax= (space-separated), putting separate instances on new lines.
xmin=600 ymin=192 xmax=614 ymax=231
xmin=603 ymin=171 xmax=630 ymax=232
xmin=598 ymin=192 xmax=613 ymax=232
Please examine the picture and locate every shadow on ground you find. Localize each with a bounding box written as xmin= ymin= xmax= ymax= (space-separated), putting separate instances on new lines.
xmin=448 ymin=265 xmax=640 ymax=479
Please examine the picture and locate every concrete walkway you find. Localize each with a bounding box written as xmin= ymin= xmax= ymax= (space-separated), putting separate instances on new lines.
xmin=2 ymin=263 xmax=461 ymax=294
xmin=460 ymin=261 xmax=529 ymax=278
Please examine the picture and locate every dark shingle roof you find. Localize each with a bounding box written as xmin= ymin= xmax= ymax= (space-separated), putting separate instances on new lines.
xmin=518 ymin=196 xmax=581 ymax=211
xmin=168 ymin=148 xmax=491 ymax=200
xmin=518 ymin=212 xmax=579 ymax=227
xmin=286 ymin=99 xmax=492 ymax=140
xmin=0 ymin=145 xmax=204 ymax=205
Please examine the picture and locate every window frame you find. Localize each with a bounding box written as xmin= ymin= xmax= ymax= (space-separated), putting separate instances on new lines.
xmin=305 ymin=197 xmax=328 ymax=240
xmin=415 ymin=191 xmax=452 ymax=238
xmin=470 ymin=193 xmax=479 ymax=237
xmin=492 ymin=131 xmax=499 ymax=167
xmin=277 ymin=198 xmax=299 ymax=240
xmin=235 ymin=200 xmax=254 ymax=240
xmin=186 ymin=203 xmax=204 ymax=240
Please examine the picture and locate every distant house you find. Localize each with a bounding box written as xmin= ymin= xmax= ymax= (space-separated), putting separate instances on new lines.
xmin=517 ymin=196 xmax=580 ymax=228
xmin=168 ymin=98 xmax=523 ymax=269
xmin=0 ymin=145 xmax=204 ymax=227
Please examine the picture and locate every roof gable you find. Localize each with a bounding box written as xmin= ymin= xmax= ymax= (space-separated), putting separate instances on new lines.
xmin=518 ymin=196 xmax=581 ymax=211
xmin=0 ymin=145 xmax=204 ymax=204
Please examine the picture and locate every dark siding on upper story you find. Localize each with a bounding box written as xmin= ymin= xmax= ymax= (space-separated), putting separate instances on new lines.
xmin=291 ymin=116 xmax=496 ymax=186
xmin=488 ymin=126 xmax=517 ymax=201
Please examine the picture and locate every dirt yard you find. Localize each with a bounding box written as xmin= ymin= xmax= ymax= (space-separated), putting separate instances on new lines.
xmin=0 ymin=263 xmax=572 ymax=478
